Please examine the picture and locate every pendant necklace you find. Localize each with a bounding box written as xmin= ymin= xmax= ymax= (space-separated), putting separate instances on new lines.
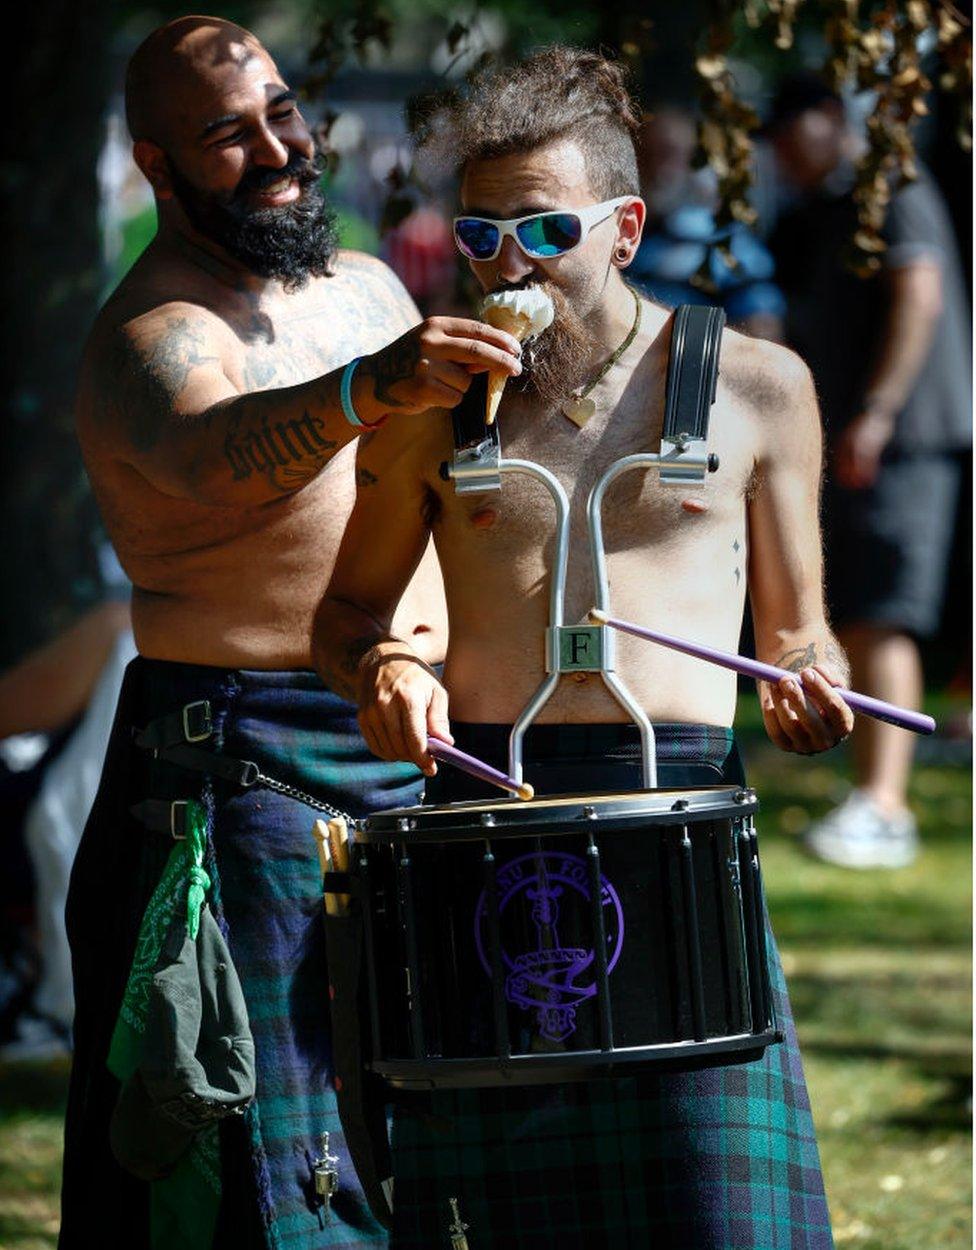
xmin=562 ymin=286 xmax=642 ymax=429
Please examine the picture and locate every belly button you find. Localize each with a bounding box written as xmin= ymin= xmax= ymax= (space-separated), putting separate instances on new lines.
xmin=470 ymin=507 xmax=497 ymax=529
xmin=681 ymin=497 xmax=709 ymax=515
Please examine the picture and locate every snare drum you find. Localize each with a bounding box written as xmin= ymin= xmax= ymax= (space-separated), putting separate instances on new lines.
xmin=330 ymin=785 xmax=779 ymax=1090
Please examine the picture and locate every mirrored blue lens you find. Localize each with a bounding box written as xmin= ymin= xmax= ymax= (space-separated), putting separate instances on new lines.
xmin=516 ymin=212 xmax=582 ymax=257
xmin=455 ymin=218 xmax=501 ymax=259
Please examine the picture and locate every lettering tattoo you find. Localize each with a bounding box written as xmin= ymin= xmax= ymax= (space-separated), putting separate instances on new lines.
xmin=223 ymin=407 xmax=337 ymax=489
xmin=99 ymin=255 xmax=420 ymax=500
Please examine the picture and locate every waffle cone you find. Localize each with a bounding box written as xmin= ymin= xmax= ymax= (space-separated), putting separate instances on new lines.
xmin=482 ymin=307 xmax=534 ymax=424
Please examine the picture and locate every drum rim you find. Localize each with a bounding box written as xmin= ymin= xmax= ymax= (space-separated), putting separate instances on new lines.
xmin=371 ymin=1027 xmax=782 ymax=1090
xmin=358 ymin=784 xmax=758 ymax=843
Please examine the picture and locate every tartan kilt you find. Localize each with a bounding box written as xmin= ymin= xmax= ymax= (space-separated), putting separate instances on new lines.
xmin=61 ymin=657 xmax=423 ymax=1250
xmin=388 ymin=722 xmax=834 ymax=1250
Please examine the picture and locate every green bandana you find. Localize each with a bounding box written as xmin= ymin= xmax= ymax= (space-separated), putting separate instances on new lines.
xmin=107 ymin=801 xmax=221 ymax=1250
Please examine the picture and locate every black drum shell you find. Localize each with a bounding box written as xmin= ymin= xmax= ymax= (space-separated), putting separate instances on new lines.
xmin=347 ymin=787 xmax=778 ymax=1089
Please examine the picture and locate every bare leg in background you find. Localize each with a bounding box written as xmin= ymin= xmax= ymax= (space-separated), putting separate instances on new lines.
xmin=839 ymin=622 xmax=922 ymax=817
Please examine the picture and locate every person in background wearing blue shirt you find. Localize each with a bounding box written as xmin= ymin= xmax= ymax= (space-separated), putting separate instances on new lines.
xmin=629 ymin=107 xmax=786 ymax=341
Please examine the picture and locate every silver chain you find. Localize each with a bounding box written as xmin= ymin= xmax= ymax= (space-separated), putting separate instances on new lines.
xmin=254 ymin=769 xmax=358 ymax=828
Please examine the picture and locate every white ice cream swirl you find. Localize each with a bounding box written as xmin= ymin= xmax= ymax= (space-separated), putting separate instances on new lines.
xmin=480 ymin=286 xmax=555 ymax=338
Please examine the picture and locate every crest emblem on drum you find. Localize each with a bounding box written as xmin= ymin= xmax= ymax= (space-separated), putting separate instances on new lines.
xmin=474 ymin=852 xmax=624 ymax=1043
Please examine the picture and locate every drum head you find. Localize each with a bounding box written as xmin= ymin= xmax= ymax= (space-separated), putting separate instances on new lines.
xmin=359 ymin=785 xmax=758 ymax=843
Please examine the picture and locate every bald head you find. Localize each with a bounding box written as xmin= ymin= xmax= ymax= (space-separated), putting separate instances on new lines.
xmin=123 ymin=17 xmax=332 ymax=287
xmin=125 ymin=15 xmax=274 ymax=144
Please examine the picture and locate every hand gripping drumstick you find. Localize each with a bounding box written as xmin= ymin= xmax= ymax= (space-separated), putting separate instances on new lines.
xmin=588 ymin=609 xmax=936 ymax=736
xmin=428 ymin=737 xmax=535 ymax=800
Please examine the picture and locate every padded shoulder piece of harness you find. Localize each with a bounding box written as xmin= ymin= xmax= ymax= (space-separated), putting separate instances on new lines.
xmin=662 ymin=304 xmax=726 ymax=443
xmin=451 ymin=371 xmax=500 ymax=455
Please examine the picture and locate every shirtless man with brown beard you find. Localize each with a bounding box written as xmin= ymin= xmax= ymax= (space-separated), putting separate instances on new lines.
xmin=316 ymin=48 xmax=849 ymax=1250
xmin=61 ymin=16 xmax=520 ymax=1250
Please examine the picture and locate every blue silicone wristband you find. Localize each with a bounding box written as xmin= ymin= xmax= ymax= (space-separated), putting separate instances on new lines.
xmin=340 ymin=357 xmax=365 ymax=427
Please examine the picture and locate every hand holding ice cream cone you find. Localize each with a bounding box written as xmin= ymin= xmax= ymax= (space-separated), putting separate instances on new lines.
xmin=480 ymin=288 xmax=555 ymax=423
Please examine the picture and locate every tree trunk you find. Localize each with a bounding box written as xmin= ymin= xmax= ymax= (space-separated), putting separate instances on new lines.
xmin=0 ymin=1 xmax=113 ymax=666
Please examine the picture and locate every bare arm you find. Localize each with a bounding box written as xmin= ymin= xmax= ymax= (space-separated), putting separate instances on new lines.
xmin=744 ymin=341 xmax=854 ymax=753
xmin=313 ymin=420 xmax=452 ymax=773
xmin=90 ymin=271 xmax=521 ymax=508
xmin=0 ymin=600 xmax=130 ymax=738
xmin=834 ymin=260 xmax=943 ymax=489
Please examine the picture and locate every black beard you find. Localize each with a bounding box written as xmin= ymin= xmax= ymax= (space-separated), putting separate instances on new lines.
xmin=512 ymin=282 xmax=592 ymax=409
xmin=166 ymin=151 xmax=339 ymax=291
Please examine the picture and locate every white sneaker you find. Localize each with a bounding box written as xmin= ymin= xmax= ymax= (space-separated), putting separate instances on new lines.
xmin=801 ymin=789 xmax=919 ymax=869
xmin=0 ymin=1009 xmax=72 ymax=1062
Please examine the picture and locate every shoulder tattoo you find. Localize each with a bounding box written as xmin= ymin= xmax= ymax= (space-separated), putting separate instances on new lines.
xmin=108 ymin=315 xmax=219 ymax=452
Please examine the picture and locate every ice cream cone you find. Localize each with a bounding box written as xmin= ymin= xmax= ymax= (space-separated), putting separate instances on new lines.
xmin=482 ymin=307 xmax=533 ymax=424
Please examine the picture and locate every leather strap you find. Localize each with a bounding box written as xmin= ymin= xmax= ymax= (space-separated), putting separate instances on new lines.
xmin=662 ymin=304 xmax=726 ymax=444
xmin=451 ymin=371 xmax=499 ymax=456
xmin=150 ymin=743 xmax=260 ymax=788
xmin=130 ymin=799 xmax=193 ymax=839
xmin=134 ymin=701 xmax=213 ymax=751
xmin=321 ymin=871 xmax=364 ymax=900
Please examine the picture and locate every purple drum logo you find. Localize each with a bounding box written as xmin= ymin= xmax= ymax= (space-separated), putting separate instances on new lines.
xmin=474 ymin=852 xmax=624 ymax=1043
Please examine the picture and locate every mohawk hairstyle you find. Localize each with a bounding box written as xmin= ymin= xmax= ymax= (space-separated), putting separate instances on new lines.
xmin=420 ymin=46 xmax=642 ymax=199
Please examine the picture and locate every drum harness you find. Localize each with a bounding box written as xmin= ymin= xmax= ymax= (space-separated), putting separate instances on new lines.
xmin=128 ymin=302 xmax=728 ymax=1232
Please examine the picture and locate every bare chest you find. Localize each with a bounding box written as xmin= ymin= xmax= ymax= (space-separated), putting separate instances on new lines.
xmin=223 ymin=280 xmax=397 ymax=393
xmin=432 ymin=380 xmax=757 ymax=567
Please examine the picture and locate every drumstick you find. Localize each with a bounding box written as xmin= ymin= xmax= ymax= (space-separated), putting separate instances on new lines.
xmin=326 ymin=817 xmax=351 ymax=913
xmin=311 ymin=819 xmax=337 ymax=917
xmin=428 ymin=737 xmax=535 ymax=801
xmin=588 ymin=609 xmax=936 ymax=736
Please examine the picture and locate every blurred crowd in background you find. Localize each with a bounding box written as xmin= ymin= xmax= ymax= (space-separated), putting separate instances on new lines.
xmin=0 ymin=5 xmax=970 ymax=1063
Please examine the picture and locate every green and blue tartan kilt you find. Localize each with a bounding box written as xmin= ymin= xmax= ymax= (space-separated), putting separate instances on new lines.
xmin=62 ymin=658 xmax=423 ymax=1250
xmin=388 ymin=722 xmax=834 ymax=1250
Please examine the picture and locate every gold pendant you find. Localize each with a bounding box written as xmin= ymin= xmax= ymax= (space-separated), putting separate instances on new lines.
xmin=562 ymin=394 xmax=596 ymax=428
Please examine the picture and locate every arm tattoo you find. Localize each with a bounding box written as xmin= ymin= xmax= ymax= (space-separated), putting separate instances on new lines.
xmin=775 ymin=640 xmax=850 ymax=684
xmin=777 ymin=643 xmax=817 ymax=673
xmin=223 ymin=405 xmax=337 ymax=490
xmin=327 ymin=635 xmax=389 ymax=702
xmin=112 ymin=316 xmax=219 ymax=453
xmin=358 ymin=336 xmax=420 ymax=408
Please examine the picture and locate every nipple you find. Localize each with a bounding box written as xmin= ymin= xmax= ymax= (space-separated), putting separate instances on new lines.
xmin=681 ymin=497 xmax=709 ymax=515
xmin=470 ymin=507 xmax=497 ymax=529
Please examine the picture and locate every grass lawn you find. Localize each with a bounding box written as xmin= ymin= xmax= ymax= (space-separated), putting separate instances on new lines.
xmin=740 ymin=692 xmax=972 ymax=1250
xmin=0 ymin=695 xmax=970 ymax=1247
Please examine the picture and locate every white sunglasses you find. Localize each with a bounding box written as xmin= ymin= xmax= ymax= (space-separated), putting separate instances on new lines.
xmin=453 ymin=196 xmax=634 ymax=262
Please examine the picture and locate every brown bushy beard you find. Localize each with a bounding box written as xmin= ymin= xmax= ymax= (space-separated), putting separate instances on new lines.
xmin=509 ymin=281 xmax=592 ymax=410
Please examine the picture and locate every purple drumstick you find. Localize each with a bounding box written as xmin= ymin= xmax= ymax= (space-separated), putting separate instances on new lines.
xmin=589 ymin=610 xmax=935 ymax=736
xmin=428 ymin=737 xmax=535 ymax=801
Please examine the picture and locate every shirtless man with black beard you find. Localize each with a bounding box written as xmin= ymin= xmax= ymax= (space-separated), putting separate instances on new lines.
xmin=316 ymin=48 xmax=848 ymax=1250
xmin=62 ymin=16 xmax=520 ymax=1249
